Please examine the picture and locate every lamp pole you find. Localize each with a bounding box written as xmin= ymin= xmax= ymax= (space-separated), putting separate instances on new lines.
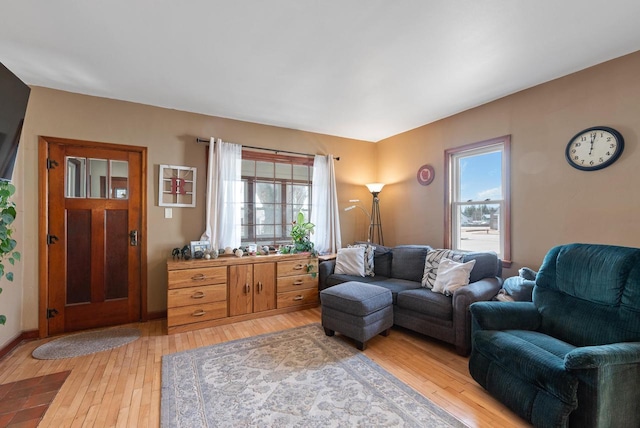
xmin=365 ymin=183 xmax=384 ymax=245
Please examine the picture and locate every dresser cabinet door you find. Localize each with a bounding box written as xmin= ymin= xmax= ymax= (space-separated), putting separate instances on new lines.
xmin=253 ymin=262 xmax=276 ymax=313
xmin=229 ymin=264 xmax=253 ymax=316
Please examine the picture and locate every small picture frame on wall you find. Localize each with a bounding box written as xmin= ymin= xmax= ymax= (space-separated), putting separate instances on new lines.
xmin=190 ymin=240 xmax=210 ymax=256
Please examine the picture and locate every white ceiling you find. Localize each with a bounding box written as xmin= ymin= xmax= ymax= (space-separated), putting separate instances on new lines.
xmin=2 ymin=1 xmax=640 ymax=142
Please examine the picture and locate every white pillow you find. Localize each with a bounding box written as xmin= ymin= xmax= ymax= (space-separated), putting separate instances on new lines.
xmin=431 ymin=258 xmax=477 ymax=296
xmin=422 ymin=249 xmax=464 ymax=288
xmin=334 ymin=247 xmax=366 ymax=277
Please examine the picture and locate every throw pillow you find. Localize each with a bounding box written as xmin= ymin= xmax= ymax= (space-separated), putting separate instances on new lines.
xmin=334 ymin=247 xmax=366 ymax=277
xmin=422 ymin=249 xmax=463 ymax=288
xmin=432 ymin=258 xmax=477 ymax=296
xmin=349 ymin=243 xmax=376 ymax=277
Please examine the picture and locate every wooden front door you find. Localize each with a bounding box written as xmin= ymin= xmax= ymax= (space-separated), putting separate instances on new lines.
xmin=39 ymin=137 xmax=147 ymax=335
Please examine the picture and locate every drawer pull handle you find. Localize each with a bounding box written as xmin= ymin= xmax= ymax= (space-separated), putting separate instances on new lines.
xmin=293 ymin=264 xmax=304 ymax=270
xmin=192 ymin=310 xmax=206 ymax=317
xmin=293 ymin=280 xmax=304 ymax=286
xmin=293 ymin=295 xmax=304 ymax=301
xmin=245 ymin=284 xmax=250 ymax=293
xmin=258 ymin=281 xmax=263 ymax=293
xmin=191 ymin=273 xmax=206 ymax=281
xmin=191 ymin=291 xmax=205 ymax=299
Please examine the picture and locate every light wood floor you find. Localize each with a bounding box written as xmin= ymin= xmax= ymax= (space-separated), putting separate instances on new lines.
xmin=0 ymin=308 xmax=530 ymax=427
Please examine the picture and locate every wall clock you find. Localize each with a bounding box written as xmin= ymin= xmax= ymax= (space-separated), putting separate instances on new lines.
xmin=565 ymin=126 xmax=624 ymax=171
xmin=417 ymin=164 xmax=435 ymax=185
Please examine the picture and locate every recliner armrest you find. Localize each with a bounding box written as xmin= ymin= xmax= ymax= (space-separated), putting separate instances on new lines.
xmin=565 ymin=342 xmax=640 ymax=369
xmin=470 ymin=301 xmax=541 ymax=331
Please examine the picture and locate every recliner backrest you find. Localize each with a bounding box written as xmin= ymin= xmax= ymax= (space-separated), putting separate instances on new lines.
xmin=534 ymin=243 xmax=640 ymax=346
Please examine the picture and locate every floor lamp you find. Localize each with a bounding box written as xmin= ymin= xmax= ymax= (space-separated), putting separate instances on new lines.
xmin=366 ymin=183 xmax=384 ymax=245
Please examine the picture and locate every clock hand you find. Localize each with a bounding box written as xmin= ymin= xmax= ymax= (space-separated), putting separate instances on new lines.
xmin=589 ymin=133 xmax=595 ymax=155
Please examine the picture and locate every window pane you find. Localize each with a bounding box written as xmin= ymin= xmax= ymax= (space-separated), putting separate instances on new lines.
xmin=275 ymin=163 xmax=291 ymax=180
xmin=458 ymin=150 xmax=502 ymax=202
xmin=110 ymin=160 xmax=128 ymax=199
xmin=456 ymin=203 xmax=502 ymax=255
xmin=65 ymin=157 xmax=86 ymax=198
xmin=88 ymin=158 xmax=108 ymax=198
xmin=256 ymin=161 xmax=274 ymax=179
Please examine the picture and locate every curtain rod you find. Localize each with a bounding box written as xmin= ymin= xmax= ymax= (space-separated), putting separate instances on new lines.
xmin=196 ymin=137 xmax=340 ymax=161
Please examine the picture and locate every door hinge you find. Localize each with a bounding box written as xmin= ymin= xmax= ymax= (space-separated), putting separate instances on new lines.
xmin=47 ymin=234 xmax=59 ymax=245
xmin=47 ymin=308 xmax=59 ymax=319
xmin=46 ymin=158 xmax=59 ymax=170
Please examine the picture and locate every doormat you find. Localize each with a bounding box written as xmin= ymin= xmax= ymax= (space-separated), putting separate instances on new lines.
xmin=161 ymin=323 xmax=466 ymax=427
xmin=32 ymin=327 xmax=141 ymax=360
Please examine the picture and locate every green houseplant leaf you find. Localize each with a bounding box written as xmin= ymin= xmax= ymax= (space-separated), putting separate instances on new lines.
xmin=0 ymin=181 xmax=20 ymax=325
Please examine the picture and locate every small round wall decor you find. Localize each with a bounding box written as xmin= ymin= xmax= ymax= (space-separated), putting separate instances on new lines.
xmin=417 ymin=164 xmax=435 ymax=186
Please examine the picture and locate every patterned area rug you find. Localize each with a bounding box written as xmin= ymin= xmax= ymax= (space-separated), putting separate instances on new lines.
xmin=162 ymin=323 xmax=465 ymax=427
xmin=32 ymin=327 xmax=141 ymax=360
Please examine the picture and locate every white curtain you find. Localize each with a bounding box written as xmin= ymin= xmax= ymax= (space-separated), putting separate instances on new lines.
xmin=311 ymin=154 xmax=341 ymax=254
xmin=201 ymin=138 xmax=242 ymax=250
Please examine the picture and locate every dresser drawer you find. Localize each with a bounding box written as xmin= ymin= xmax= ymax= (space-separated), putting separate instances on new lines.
xmin=277 ymin=274 xmax=317 ymax=293
xmin=167 ymin=301 xmax=228 ymax=327
xmin=277 ymin=258 xmax=317 ymax=277
xmin=167 ymin=284 xmax=227 ymax=308
xmin=277 ymin=288 xmax=318 ymax=309
xmin=168 ymin=266 xmax=227 ymax=289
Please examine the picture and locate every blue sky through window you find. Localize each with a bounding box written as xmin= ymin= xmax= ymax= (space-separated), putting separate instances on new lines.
xmin=459 ymin=151 xmax=502 ymax=201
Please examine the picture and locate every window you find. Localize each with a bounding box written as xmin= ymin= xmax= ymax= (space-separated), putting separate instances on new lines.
xmin=240 ymin=151 xmax=313 ymax=247
xmin=445 ymin=135 xmax=511 ymax=266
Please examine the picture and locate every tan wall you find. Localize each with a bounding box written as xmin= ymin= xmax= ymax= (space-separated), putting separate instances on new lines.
xmin=3 ymin=50 xmax=639 ymax=346
xmin=377 ymin=50 xmax=640 ymax=276
xmin=4 ymin=87 xmax=375 ymax=342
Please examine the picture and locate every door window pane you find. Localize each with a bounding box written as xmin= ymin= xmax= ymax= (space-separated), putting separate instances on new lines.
xmin=89 ymin=158 xmax=108 ymax=198
xmin=65 ymin=157 xmax=86 ymax=198
xmin=110 ymin=160 xmax=129 ymax=199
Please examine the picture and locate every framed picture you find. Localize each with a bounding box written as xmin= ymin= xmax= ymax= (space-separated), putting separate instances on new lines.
xmin=190 ymin=240 xmax=210 ymax=255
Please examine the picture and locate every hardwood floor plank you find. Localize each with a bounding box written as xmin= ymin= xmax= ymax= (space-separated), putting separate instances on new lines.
xmin=0 ymin=308 xmax=530 ymax=427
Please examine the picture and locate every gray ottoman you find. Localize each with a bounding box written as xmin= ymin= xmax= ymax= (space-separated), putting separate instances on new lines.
xmin=320 ymin=281 xmax=393 ymax=350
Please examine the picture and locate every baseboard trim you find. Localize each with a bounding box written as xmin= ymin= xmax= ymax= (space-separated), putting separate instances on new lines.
xmin=0 ymin=329 xmax=39 ymax=361
xmin=147 ymin=310 xmax=167 ymax=321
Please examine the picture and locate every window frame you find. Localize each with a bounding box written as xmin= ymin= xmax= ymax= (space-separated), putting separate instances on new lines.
xmin=444 ymin=135 xmax=511 ymax=267
xmin=240 ymin=150 xmax=313 ymax=247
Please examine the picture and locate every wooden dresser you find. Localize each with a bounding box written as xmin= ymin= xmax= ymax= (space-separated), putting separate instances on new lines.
xmin=166 ymin=253 xmax=318 ymax=334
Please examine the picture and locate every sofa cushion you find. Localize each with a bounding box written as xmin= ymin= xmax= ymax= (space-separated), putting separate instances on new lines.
xmin=373 ymin=245 xmax=393 ymax=277
xmin=324 ymin=273 xmax=382 ymax=289
xmin=368 ymin=278 xmax=421 ymax=304
xmin=396 ymin=288 xmax=453 ymax=320
xmin=432 ymin=258 xmax=477 ymax=296
xmin=391 ymin=245 xmax=431 ymax=282
xmin=463 ymin=252 xmax=500 ymax=283
xmin=422 ymin=249 xmax=464 ymax=288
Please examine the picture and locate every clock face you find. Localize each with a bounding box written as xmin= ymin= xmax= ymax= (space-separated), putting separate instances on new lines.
xmin=565 ymin=126 xmax=624 ymax=171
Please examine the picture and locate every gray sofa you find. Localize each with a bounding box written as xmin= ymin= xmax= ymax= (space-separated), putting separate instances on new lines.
xmin=319 ymin=244 xmax=503 ymax=355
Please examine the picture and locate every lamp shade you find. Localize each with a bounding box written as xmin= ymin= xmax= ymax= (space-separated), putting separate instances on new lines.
xmin=365 ymin=183 xmax=385 ymax=194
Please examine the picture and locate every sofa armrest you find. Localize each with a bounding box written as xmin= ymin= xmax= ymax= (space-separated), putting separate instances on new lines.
xmin=565 ymin=342 xmax=640 ymax=369
xmin=469 ymin=301 xmax=541 ymax=332
xmin=451 ymin=277 xmax=503 ymax=355
xmin=318 ymin=259 xmax=336 ymax=291
xmin=453 ymin=277 xmax=502 ymax=303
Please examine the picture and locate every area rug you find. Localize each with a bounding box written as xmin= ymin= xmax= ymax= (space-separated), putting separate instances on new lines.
xmin=31 ymin=327 xmax=141 ymax=359
xmin=161 ymin=323 xmax=465 ymax=427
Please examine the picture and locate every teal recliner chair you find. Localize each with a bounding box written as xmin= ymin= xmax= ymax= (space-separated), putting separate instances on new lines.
xmin=469 ymin=243 xmax=640 ymax=428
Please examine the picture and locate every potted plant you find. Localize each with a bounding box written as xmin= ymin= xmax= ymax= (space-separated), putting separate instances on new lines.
xmin=282 ymin=211 xmax=316 ymax=255
xmin=0 ymin=181 xmax=20 ymax=326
